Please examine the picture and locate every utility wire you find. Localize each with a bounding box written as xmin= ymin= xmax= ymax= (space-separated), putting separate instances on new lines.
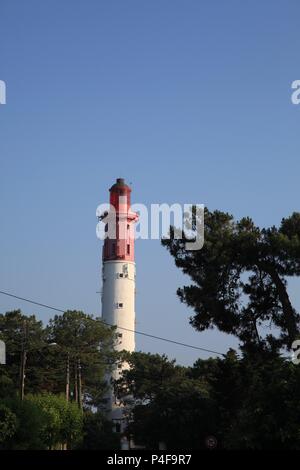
xmin=0 ymin=290 xmax=64 ymax=313
xmin=0 ymin=289 xmax=226 ymax=357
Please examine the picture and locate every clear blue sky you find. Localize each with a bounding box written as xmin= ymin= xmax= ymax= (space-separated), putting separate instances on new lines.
xmin=0 ymin=1 xmax=299 ymax=365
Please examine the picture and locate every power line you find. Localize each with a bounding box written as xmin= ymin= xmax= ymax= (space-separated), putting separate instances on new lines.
xmin=0 ymin=289 xmax=226 ymax=357
xmin=0 ymin=290 xmax=64 ymax=313
xmin=108 ymin=323 xmax=225 ymax=356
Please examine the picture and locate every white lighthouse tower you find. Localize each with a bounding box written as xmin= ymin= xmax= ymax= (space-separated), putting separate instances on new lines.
xmin=101 ymin=178 xmax=138 ymax=434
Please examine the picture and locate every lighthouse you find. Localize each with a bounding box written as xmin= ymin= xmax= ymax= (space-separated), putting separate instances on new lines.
xmin=101 ymin=178 xmax=138 ymax=433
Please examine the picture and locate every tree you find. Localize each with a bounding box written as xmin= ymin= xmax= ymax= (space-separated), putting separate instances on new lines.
xmin=0 ymin=310 xmax=47 ymax=397
xmin=115 ymin=352 xmax=216 ymax=449
xmin=0 ymin=404 xmax=17 ymax=447
xmin=80 ymin=411 xmax=120 ymax=449
xmin=115 ymin=351 xmax=300 ymax=450
xmin=27 ymin=393 xmax=83 ymax=449
xmin=46 ymin=310 xmax=116 ymax=408
xmin=0 ymin=309 xmax=120 ymax=449
xmin=0 ymin=396 xmax=48 ymax=449
xmin=198 ymin=352 xmax=300 ymax=449
xmin=162 ymin=209 xmax=300 ymax=351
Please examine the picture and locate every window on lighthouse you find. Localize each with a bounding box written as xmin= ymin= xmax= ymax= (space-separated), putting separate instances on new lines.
xmin=127 ymin=244 xmax=130 ymax=255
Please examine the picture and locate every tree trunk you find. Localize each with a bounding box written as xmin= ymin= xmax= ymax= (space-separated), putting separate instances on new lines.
xmin=77 ymin=358 xmax=82 ymax=409
xmin=259 ymin=262 xmax=298 ymax=345
xmin=74 ymin=363 xmax=78 ymax=403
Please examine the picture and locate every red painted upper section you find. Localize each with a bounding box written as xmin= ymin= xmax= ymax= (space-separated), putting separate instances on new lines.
xmin=103 ymin=178 xmax=138 ymax=262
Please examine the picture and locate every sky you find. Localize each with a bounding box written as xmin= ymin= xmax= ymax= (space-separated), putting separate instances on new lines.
xmin=0 ymin=0 xmax=300 ymax=365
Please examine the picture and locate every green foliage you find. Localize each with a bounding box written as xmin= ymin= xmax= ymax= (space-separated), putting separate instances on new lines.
xmin=162 ymin=209 xmax=300 ymax=350
xmin=0 ymin=393 xmax=83 ymax=449
xmin=28 ymin=393 xmax=83 ymax=449
xmin=206 ymin=352 xmax=300 ymax=449
xmin=0 ymin=404 xmax=17 ymax=445
xmin=116 ymin=351 xmax=300 ymax=450
xmin=0 ymin=396 xmax=47 ymax=449
xmin=80 ymin=411 xmax=120 ymax=449
xmin=0 ymin=309 xmax=116 ymax=449
xmin=116 ymin=352 xmax=215 ymax=449
xmin=1 ymin=209 xmax=300 ymax=451
xmin=0 ymin=309 xmax=115 ymax=406
xmin=0 ymin=372 xmax=15 ymax=399
xmin=0 ymin=310 xmax=47 ymax=393
xmin=46 ymin=310 xmax=115 ymax=407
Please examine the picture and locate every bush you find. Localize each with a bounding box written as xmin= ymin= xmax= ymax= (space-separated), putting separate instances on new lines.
xmin=0 ymin=404 xmax=17 ymax=446
xmin=27 ymin=394 xmax=83 ymax=449
xmin=80 ymin=411 xmax=120 ymax=449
